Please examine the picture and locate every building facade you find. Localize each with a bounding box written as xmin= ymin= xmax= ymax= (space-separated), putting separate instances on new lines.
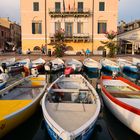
xmin=118 ymin=20 xmax=140 ymax=55
xmin=10 ymin=23 xmax=21 ymax=48
xmin=0 ymin=25 xmax=10 ymax=51
xmin=0 ymin=18 xmax=21 ymax=51
xmin=21 ymin=0 xmax=118 ymax=54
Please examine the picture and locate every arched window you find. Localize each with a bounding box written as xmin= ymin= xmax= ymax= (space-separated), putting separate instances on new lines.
xmin=33 ymin=46 xmax=41 ymax=50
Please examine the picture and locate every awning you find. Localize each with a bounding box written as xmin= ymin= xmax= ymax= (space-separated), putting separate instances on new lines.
xmin=120 ymin=39 xmax=140 ymax=49
xmin=6 ymin=42 xmax=14 ymax=46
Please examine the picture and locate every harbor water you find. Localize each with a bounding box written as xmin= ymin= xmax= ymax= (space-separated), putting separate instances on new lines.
xmin=2 ymin=70 xmax=140 ymax=140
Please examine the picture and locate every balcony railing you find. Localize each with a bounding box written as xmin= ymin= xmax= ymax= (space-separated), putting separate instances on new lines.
xmin=49 ymin=8 xmax=91 ymax=17
xmin=49 ymin=33 xmax=90 ymax=42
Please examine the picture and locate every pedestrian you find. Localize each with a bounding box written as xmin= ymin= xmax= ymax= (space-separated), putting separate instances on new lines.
xmin=27 ymin=48 xmax=31 ymax=54
xmin=41 ymin=45 xmax=45 ymax=54
xmin=85 ymin=48 xmax=90 ymax=57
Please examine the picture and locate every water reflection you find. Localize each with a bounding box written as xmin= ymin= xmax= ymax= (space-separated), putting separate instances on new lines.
xmin=103 ymin=106 xmax=140 ymax=140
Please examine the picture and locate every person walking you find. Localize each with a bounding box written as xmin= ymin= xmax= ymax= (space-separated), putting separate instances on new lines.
xmin=41 ymin=45 xmax=45 ymax=54
xmin=85 ymin=48 xmax=90 ymax=57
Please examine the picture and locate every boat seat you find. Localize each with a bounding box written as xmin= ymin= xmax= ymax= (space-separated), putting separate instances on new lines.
xmin=103 ymin=80 xmax=128 ymax=87
xmin=109 ymin=90 xmax=140 ymax=97
xmin=52 ymin=88 xmax=89 ymax=93
xmin=58 ymin=79 xmax=83 ymax=82
xmin=16 ymin=85 xmax=44 ymax=88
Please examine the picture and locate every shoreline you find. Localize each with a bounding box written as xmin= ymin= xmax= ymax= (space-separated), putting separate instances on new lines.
xmin=0 ymin=53 xmax=140 ymax=62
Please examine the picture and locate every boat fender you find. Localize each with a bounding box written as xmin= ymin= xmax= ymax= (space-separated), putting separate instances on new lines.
xmin=64 ymin=67 xmax=74 ymax=76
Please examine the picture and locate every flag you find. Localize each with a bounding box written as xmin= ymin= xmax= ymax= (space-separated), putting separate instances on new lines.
xmin=73 ymin=0 xmax=75 ymax=11
xmin=63 ymin=0 xmax=65 ymax=12
xmin=68 ymin=3 xmax=70 ymax=11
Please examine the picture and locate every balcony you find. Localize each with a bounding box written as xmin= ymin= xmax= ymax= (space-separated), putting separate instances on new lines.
xmin=49 ymin=8 xmax=91 ymax=18
xmin=49 ymin=33 xmax=90 ymax=42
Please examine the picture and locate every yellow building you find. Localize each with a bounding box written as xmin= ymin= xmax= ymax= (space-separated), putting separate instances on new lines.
xmin=21 ymin=0 xmax=118 ymax=54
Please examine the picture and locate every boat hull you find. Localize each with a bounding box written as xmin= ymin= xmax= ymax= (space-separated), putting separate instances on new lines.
xmin=44 ymin=117 xmax=96 ymax=140
xmin=103 ymin=65 xmax=120 ymax=72
xmin=0 ymin=76 xmax=46 ymax=138
xmin=101 ymin=89 xmax=140 ymax=135
xmin=123 ymin=66 xmax=138 ymax=73
xmin=42 ymin=74 xmax=100 ymax=140
xmin=8 ymin=65 xmax=23 ymax=73
xmin=84 ymin=66 xmax=99 ymax=73
xmin=0 ymin=82 xmax=6 ymax=90
xmin=0 ymin=99 xmax=42 ymax=138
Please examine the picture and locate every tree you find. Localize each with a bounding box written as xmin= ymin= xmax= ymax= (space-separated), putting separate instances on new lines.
xmin=101 ymin=31 xmax=118 ymax=57
xmin=53 ymin=29 xmax=67 ymax=57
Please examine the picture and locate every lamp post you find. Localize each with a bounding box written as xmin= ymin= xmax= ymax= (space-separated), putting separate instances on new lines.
xmin=45 ymin=0 xmax=47 ymax=53
xmin=92 ymin=0 xmax=94 ymax=55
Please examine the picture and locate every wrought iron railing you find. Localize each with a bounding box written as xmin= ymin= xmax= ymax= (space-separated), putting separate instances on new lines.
xmin=49 ymin=33 xmax=90 ymax=42
xmin=49 ymin=8 xmax=91 ymax=17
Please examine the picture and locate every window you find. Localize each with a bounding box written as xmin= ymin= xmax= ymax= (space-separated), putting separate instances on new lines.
xmin=1 ymin=31 xmax=4 ymax=37
xmin=99 ymin=2 xmax=105 ymax=11
xmin=98 ymin=22 xmax=107 ymax=34
xmin=77 ymin=22 xmax=83 ymax=34
xmin=55 ymin=22 xmax=61 ymax=32
xmin=32 ymin=22 xmax=42 ymax=34
xmin=33 ymin=2 xmax=39 ymax=11
xmin=78 ymin=2 xmax=83 ymax=12
xmin=55 ymin=2 xmax=61 ymax=12
xmin=65 ymin=23 xmax=73 ymax=36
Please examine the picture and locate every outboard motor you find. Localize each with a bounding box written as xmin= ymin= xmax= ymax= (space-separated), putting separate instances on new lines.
xmin=1 ymin=63 xmax=7 ymax=73
xmin=64 ymin=67 xmax=74 ymax=76
xmin=49 ymin=62 xmax=53 ymax=70
xmin=31 ymin=68 xmax=39 ymax=76
xmin=112 ymin=71 xmax=118 ymax=79
xmin=44 ymin=64 xmax=50 ymax=71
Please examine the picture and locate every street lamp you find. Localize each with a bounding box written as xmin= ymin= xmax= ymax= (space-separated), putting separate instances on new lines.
xmin=45 ymin=0 xmax=47 ymax=53
xmin=92 ymin=0 xmax=94 ymax=54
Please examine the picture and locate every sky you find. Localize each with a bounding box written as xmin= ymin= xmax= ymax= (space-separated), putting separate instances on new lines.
xmin=0 ymin=0 xmax=139 ymax=24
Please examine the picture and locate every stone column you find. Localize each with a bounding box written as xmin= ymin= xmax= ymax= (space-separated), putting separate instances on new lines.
xmin=125 ymin=44 xmax=127 ymax=54
xmin=132 ymin=42 xmax=135 ymax=55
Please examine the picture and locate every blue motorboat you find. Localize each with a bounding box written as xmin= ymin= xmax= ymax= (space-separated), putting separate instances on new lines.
xmin=83 ymin=58 xmax=102 ymax=73
xmin=117 ymin=58 xmax=139 ymax=73
xmin=100 ymin=59 xmax=120 ymax=72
